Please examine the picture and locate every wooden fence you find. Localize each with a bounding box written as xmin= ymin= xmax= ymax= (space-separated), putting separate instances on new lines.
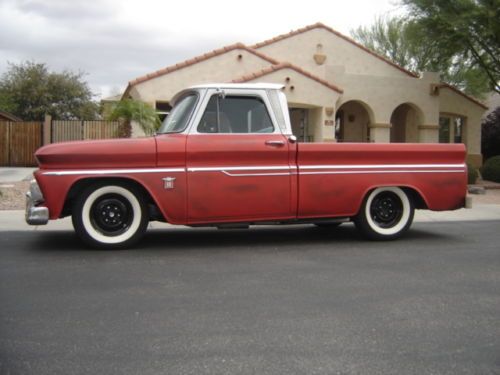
xmin=0 ymin=119 xmax=124 ymax=167
xmin=0 ymin=121 xmax=42 ymax=167
xmin=51 ymin=120 xmax=122 ymax=142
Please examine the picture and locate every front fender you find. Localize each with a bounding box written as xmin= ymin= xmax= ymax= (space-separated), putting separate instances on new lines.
xmin=35 ymin=170 xmax=187 ymax=224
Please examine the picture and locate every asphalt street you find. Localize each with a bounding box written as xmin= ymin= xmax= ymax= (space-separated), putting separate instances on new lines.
xmin=0 ymin=221 xmax=499 ymax=375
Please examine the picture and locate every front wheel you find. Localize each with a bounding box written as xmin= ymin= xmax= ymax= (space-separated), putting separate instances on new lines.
xmin=354 ymin=187 xmax=414 ymax=240
xmin=72 ymin=183 xmax=149 ymax=249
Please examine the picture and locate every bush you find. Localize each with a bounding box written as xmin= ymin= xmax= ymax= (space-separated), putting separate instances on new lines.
xmin=467 ymin=163 xmax=478 ymax=184
xmin=481 ymin=156 xmax=500 ymax=183
xmin=482 ymin=107 xmax=500 ymax=160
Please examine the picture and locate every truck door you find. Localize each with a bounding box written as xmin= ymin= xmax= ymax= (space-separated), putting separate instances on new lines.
xmin=186 ymin=89 xmax=294 ymax=223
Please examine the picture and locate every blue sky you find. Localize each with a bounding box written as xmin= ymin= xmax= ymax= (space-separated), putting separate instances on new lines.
xmin=0 ymin=0 xmax=404 ymax=99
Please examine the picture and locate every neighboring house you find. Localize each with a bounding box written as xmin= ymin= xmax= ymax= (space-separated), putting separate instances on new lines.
xmin=100 ymin=94 xmax=122 ymax=119
xmin=0 ymin=110 xmax=22 ymax=122
xmin=123 ymin=22 xmax=488 ymax=166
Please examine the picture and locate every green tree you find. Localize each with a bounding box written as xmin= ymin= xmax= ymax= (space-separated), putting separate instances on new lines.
xmin=401 ymin=0 xmax=500 ymax=95
xmin=107 ymin=99 xmax=161 ymax=136
xmin=482 ymin=106 xmax=500 ymax=160
xmin=351 ymin=16 xmax=491 ymax=98
xmin=0 ymin=61 xmax=99 ymax=120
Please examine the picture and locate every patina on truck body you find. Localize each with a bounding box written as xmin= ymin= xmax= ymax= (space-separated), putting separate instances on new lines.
xmin=26 ymin=83 xmax=468 ymax=248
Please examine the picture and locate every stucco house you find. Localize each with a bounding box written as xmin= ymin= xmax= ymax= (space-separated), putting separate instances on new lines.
xmin=123 ymin=22 xmax=488 ymax=167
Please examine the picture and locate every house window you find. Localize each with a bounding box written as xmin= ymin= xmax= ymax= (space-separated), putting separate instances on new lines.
xmin=439 ymin=115 xmax=466 ymax=144
xmin=156 ymin=101 xmax=172 ymax=122
xmin=453 ymin=117 xmax=463 ymax=143
xmin=439 ymin=117 xmax=450 ymax=143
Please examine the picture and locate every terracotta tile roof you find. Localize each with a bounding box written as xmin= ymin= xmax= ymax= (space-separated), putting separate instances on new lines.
xmin=252 ymin=22 xmax=419 ymax=79
xmin=123 ymin=43 xmax=280 ymax=97
xmin=438 ymin=83 xmax=488 ymax=109
xmin=231 ymin=62 xmax=343 ymax=94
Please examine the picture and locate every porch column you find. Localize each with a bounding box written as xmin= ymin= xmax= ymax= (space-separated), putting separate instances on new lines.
xmin=418 ymin=124 xmax=439 ymax=143
xmin=322 ymin=106 xmax=336 ymax=142
xmin=368 ymin=123 xmax=391 ymax=143
xmin=43 ymin=114 xmax=52 ymax=145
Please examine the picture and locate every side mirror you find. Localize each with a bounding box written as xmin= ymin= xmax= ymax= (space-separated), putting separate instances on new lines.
xmin=288 ymin=135 xmax=297 ymax=143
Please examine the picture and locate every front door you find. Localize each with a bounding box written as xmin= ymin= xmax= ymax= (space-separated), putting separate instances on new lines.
xmin=186 ymin=90 xmax=294 ymax=223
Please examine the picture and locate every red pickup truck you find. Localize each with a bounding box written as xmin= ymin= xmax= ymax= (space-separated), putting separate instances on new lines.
xmin=26 ymin=83 xmax=468 ymax=248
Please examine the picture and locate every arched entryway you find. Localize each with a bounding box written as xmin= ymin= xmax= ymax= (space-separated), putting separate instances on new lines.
xmin=390 ymin=103 xmax=423 ymax=143
xmin=335 ymin=101 xmax=374 ymax=142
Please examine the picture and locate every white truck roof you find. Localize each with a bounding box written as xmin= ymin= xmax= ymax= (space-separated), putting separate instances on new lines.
xmin=189 ymin=83 xmax=284 ymax=90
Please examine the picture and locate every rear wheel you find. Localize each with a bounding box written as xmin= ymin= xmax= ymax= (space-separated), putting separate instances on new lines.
xmin=72 ymin=182 xmax=149 ymax=249
xmin=354 ymin=187 xmax=414 ymax=240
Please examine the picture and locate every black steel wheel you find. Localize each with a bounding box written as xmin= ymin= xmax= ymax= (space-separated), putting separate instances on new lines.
xmin=354 ymin=187 xmax=414 ymax=240
xmin=72 ymin=182 xmax=149 ymax=249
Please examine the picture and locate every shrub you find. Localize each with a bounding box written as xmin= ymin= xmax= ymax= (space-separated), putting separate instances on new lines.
xmin=467 ymin=163 xmax=478 ymax=184
xmin=482 ymin=107 xmax=500 ymax=160
xmin=481 ymin=156 xmax=500 ymax=183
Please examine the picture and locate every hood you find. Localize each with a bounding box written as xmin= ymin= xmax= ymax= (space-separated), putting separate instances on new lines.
xmin=35 ymin=137 xmax=157 ymax=169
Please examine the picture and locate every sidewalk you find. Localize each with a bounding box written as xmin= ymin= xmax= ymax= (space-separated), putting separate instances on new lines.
xmin=1 ymin=205 xmax=500 ymax=232
xmin=0 ymin=167 xmax=36 ymax=183
xmin=1 ymin=167 xmax=500 ymax=231
xmin=0 ymin=211 xmax=174 ymax=232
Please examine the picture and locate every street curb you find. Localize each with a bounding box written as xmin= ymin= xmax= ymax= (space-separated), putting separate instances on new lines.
xmin=1 ymin=206 xmax=500 ymax=232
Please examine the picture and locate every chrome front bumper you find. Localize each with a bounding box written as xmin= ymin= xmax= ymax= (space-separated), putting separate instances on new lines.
xmin=25 ymin=179 xmax=49 ymax=225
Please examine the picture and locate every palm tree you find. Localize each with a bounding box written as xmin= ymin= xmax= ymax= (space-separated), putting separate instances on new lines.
xmin=107 ymin=99 xmax=161 ymax=137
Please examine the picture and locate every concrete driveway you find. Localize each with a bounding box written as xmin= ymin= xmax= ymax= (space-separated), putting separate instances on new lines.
xmin=0 ymin=167 xmax=36 ymax=183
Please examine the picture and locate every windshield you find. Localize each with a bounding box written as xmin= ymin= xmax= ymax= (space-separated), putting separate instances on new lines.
xmin=157 ymin=93 xmax=198 ymax=133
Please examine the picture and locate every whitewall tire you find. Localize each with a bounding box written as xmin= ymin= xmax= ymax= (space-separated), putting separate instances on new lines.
xmin=72 ymin=183 xmax=149 ymax=249
xmin=354 ymin=187 xmax=414 ymax=240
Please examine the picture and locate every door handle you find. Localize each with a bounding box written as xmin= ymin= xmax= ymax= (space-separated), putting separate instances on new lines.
xmin=265 ymin=140 xmax=285 ymax=147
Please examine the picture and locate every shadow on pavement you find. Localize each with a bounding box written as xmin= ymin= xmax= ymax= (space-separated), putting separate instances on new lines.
xmin=19 ymin=223 xmax=453 ymax=253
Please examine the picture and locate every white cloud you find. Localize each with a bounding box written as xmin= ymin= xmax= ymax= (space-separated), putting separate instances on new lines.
xmin=0 ymin=0 xmax=404 ymax=99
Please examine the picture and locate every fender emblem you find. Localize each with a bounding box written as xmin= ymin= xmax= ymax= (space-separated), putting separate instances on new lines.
xmin=162 ymin=177 xmax=176 ymax=189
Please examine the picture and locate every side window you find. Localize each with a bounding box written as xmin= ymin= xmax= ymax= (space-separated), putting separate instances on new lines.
xmin=197 ymin=95 xmax=274 ymax=134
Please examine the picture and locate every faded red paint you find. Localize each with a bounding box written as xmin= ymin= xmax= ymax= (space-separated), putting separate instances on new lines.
xmin=33 ymin=135 xmax=467 ymax=225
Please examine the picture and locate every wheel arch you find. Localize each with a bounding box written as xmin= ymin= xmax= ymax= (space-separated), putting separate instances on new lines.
xmin=355 ymin=184 xmax=429 ymax=215
xmin=62 ymin=177 xmax=167 ymax=222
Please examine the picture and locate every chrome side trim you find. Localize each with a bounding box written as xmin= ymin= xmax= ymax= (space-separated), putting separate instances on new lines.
xmin=300 ymin=170 xmax=465 ymax=175
xmin=41 ymin=164 xmax=465 ymax=177
xmin=43 ymin=168 xmax=186 ymax=176
xmin=222 ymin=171 xmax=291 ymax=177
xmin=300 ymin=163 xmax=466 ymax=170
xmin=187 ymin=166 xmax=292 ymax=172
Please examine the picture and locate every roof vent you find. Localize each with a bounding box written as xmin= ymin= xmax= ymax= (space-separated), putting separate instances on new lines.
xmin=314 ymin=43 xmax=326 ymax=65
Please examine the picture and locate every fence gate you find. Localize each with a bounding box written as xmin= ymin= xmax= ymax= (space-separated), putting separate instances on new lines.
xmin=0 ymin=121 xmax=42 ymax=167
xmin=1 ymin=119 xmax=123 ymax=167
xmin=51 ymin=120 xmax=82 ymax=143
xmin=51 ymin=120 xmax=122 ymax=142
